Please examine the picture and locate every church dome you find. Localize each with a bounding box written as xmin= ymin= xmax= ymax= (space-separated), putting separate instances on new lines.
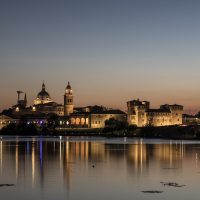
xmin=37 ymin=82 xmax=51 ymax=100
xmin=34 ymin=82 xmax=53 ymax=105
xmin=37 ymin=90 xmax=50 ymax=100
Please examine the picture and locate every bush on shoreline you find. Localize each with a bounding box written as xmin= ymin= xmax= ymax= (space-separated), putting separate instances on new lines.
xmin=139 ymin=125 xmax=200 ymax=139
xmin=0 ymin=123 xmax=40 ymax=135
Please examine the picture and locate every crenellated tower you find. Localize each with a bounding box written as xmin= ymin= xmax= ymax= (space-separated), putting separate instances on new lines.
xmin=64 ymin=82 xmax=74 ymax=116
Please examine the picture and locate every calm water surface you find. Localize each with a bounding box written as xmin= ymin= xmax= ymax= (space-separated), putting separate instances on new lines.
xmin=0 ymin=136 xmax=200 ymax=200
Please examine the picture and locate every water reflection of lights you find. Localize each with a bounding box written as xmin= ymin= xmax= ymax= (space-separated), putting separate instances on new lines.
xmin=60 ymin=140 xmax=62 ymax=175
xmin=140 ymin=140 xmax=143 ymax=171
xmin=66 ymin=141 xmax=69 ymax=161
xmin=32 ymin=142 xmax=35 ymax=187
xmin=0 ymin=141 xmax=2 ymax=174
xmin=128 ymin=141 xmax=147 ymax=172
xmin=0 ymin=139 xmax=195 ymax=193
xmin=16 ymin=141 xmax=19 ymax=180
xmin=39 ymin=139 xmax=43 ymax=170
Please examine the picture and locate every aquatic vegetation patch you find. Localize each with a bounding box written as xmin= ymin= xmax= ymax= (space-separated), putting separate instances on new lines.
xmin=162 ymin=168 xmax=178 ymax=170
xmin=0 ymin=184 xmax=15 ymax=187
xmin=160 ymin=182 xmax=186 ymax=187
xmin=141 ymin=190 xmax=163 ymax=194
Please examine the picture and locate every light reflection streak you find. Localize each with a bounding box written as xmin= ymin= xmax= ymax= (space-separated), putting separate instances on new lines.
xmin=170 ymin=140 xmax=172 ymax=167
xmin=135 ymin=142 xmax=138 ymax=170
xmin=0 ymin=139 xmax=193 ymax=193
xmin=32 ymin=142 xmax=35 ymax=187
xmin=40 ymin=139 xmax=43 ymax=170
xmin=15 ymin=141 xmax=18 ymax=180
xmin=0 ymin=141 xmax=2 ymax=174
xmin=66 ymin=141 xmax=69 ymax=162
xmin=140 ymin=139 xmax=143 ymax=172
xmin=60 ymin=140 xmax=62 ymax=177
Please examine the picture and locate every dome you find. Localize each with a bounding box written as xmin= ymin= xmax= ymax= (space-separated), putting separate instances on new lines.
xmin=37 ymin=82 xmax=51 ymax=100
xmin=34 ymin=82 xmax=53 ymax=105
xmin=37 ymin=90 xmax=50 ymax=100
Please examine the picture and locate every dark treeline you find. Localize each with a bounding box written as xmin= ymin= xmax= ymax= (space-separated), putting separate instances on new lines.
xmin=139 ymin=125 xmax=200 ymax=140
xmin=0 ymin=123 xmax=39 ymax=135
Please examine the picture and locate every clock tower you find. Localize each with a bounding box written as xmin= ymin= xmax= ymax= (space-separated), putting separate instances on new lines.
xmin=64 ymin=82 xmax=74 ymax=116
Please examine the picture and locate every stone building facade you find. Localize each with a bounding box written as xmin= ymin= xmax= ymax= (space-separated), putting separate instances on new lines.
xmin=127 ymin=99 xmax=183 ymax=127
xmin=59 ymin=106 xmax=127 ymax=128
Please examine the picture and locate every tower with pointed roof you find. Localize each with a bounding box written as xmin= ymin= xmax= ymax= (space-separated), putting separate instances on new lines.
xmin=64 ymin=82 xmax=74 ymax=116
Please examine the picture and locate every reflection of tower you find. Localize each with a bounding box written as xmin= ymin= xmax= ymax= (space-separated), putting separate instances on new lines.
xmin=64 ymin=82 xmax=74 ymax=116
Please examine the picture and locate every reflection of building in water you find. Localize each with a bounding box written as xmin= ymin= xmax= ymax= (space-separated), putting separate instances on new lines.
xmin=62 ymin=141 xmax=105 ymax=190
xmin=2 ymin=139 xmax=200 ymax=195
xmin=63 ymin=141 xmax=105 ymax=162
xmin=62 ymin=141 xmax=72 ymax=191
xmin=127 ymin=141 xmax=148 ymax=174
xmin=0 ymin=140 xmax=106 ymax=192
xmin=152 ymin=143 xmax=185 ymax=169
xmin=126 ymin=142 xmax=186 ymax=174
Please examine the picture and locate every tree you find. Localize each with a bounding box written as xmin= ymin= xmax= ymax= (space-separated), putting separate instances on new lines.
xmin=105 ymin=118 xmax=128 ymax=131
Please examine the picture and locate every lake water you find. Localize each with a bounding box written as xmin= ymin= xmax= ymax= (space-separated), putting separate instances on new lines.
xmin=0 ymin=136 xmax=200 ymax=200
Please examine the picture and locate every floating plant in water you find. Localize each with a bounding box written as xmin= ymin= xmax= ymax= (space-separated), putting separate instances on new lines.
xmin=160 ymin=182 xmax=186 ymax=187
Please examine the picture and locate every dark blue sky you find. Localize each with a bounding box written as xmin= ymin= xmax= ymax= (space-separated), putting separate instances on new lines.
xmin=1 ymin=0 xmax=200 ymax=113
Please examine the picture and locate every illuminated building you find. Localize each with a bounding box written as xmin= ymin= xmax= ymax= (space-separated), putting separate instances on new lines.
xmin=127 ymin=99 xmax=183 ymax=127
xmin=67 ymin=106 xmax=126 ymax=128
xmin=0 ymin=81 xmax=126 ymax=129
xmin=0 ymin=84 xmax=184 ymax=130
xmin=0 ymin=115 xmax=16 ymax=130
xmin=64 ymin=82 xmax=74 ymax=116
xmin=34 ymin=81 xmax=53 ymax=105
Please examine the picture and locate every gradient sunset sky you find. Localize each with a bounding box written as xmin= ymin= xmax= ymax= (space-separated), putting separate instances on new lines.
xmin=1 ymin=0 xmax=200 ymax=113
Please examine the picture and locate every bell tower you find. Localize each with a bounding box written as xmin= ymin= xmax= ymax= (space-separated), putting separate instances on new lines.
xmin=64 ymin=82 xmax=74 ymax=116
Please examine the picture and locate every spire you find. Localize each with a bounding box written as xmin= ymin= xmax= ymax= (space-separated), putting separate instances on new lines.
xmin=66 ymin=81 xmax=71 ymax=90
xmin=24 ymin=93 xmax=27 ymax=106
xmin=42 ymin=81 xmax=45 ymax=91
xmin=24 ymin=93 xmax=27 ymax=102
xmin=65 ymin=81 xmax=72 ymax=95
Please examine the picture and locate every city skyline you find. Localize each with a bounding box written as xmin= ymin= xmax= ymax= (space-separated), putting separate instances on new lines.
xmin=2 ymin=80 xmax=196 ymax=114
xmin=1 ymin=0 xmax=200 ymax=113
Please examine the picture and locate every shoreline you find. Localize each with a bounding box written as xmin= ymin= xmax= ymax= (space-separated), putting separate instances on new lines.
xmin=1 ymin=125 xmax=200 ymax=140
xmin=0 ymin=125 xmax=200 ymax=140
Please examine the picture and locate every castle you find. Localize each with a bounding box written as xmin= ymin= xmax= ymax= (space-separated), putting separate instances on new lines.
xmin=0 ymin=82 xmax=184 ymax=130
xmin=127 ymin=99 xmax=183 ymax=127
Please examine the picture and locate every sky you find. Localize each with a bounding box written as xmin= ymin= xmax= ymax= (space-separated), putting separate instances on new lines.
xmin=1 ymin=0 xmax=200 ymax=113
